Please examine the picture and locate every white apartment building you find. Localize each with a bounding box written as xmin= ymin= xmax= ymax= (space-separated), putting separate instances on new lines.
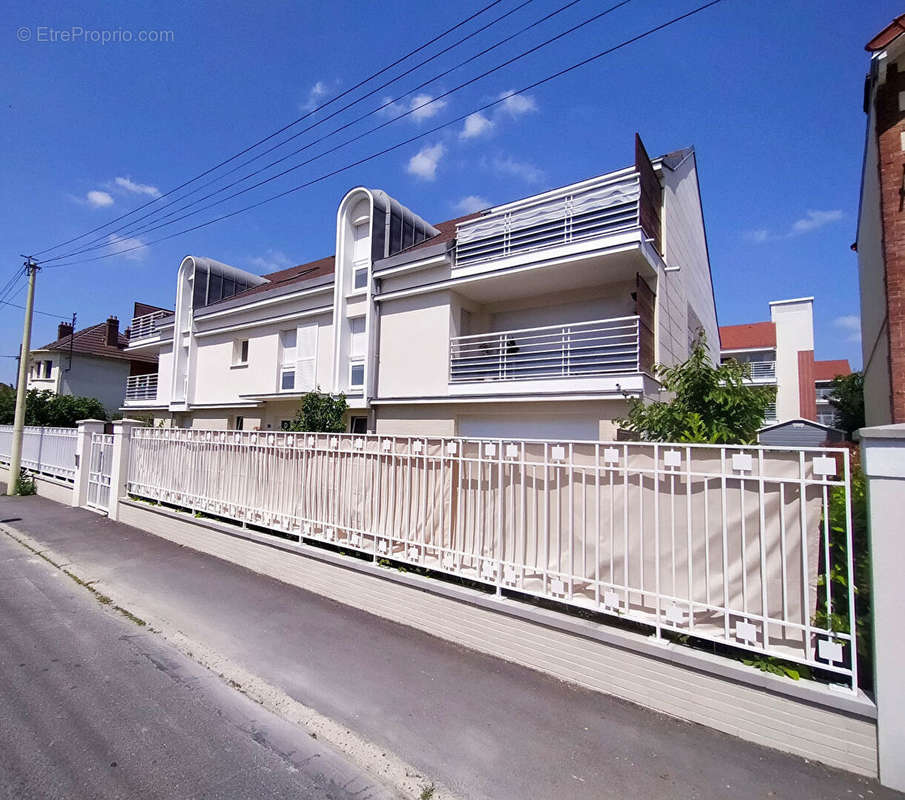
xmin=719 ymin=297 xmax=850 ymax=427
xmin=124 ymin=136 xmax=719 ymax=440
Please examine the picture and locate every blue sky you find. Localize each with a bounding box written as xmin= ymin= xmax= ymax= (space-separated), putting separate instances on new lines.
xmin=0 ymin=0 xmax=896 ymax=384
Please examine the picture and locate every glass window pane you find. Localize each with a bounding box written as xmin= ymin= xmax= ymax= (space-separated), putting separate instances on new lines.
xmin=350 ymin=363 xmax=364 ymax=387
xmin=354 ymin=267 xmax=368 ymax=290
xmin=281 ymin=370 xmax=295 ymax=390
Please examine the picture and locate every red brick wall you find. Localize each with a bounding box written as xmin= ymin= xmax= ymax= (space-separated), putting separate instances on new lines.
xmin=875 ymin=60 xmax=905 ymax=423
xmin=798 ymin=350 xmax=817 ymax=421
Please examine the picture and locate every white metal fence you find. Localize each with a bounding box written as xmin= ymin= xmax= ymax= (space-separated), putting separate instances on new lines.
xmin=0 ymin=424 xmax=78 ymax=482
xmin=125 ymin=373 xmax=158 ymax=401
xmin=129 ymin=310 xmax=169 ymax=341
xmin=126 ymin=428 xmax=857 ymax=690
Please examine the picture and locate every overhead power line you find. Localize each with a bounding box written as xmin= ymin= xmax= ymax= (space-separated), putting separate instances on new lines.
xmin=46 ymin=0 xmax=579 ymax=258
xmin=29 ymin=0 xmax=510 ymax=259
xmin=44 ymin=0 xmax=726 ymax=270
xmin=41 ymin=0 xmax=631 ymax=264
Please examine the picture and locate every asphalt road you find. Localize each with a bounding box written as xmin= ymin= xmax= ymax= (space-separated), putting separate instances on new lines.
xmin=0 ymin=531 xmax=398 ymax=800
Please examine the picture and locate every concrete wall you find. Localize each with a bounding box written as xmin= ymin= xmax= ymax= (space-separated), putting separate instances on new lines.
xmin=0 ymin=464 xmax=73 ymax=505
xmin=61 ymin=354 xmax=132 ymax=414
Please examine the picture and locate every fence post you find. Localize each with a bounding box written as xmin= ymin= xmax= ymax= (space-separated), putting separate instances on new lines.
xmin=108 ymin=419 xmax=143 ymax=522
xmin=860 ymin=423 xmax=905 ymax=792
xmin=72 ymin=419 xmax=106 ymax=509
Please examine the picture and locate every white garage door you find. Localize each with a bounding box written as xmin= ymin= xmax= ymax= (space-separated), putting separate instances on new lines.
xmin=457 ymin=413 xmax=599 ymax=442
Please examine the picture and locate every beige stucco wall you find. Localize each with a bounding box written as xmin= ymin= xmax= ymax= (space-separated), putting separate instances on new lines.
xmin=771 ymin=299 xmax=814 ymax=421
xmin=659 ymin=153 xmax=719 ymax=365
xmin=375 ymin=399 xmax=629 ymax=441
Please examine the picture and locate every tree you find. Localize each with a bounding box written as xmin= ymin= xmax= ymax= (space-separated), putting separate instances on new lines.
xmin=828 ymin=371 xmax=864 ymax=438
xmin=0 ymin=389 xmax=106 ymax=427
xmin=289 ymin=389 xmax=348 ymax=433
xmin=617 ymin=331 xmax=775 ymax=444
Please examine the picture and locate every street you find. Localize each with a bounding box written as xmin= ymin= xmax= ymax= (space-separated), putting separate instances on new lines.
xmin=0 ymin=529 xmax=397 ymax=800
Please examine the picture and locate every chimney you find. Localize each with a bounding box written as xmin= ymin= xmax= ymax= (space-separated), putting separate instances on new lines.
xmin=57 ymin=321 xmax=73 ymax=340
xmin=105 ymin=316 xmax=119 ymax=346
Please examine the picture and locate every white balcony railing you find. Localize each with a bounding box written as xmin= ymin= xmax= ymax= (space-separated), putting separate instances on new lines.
xmin=454 ymin=173 xmax=647 ymax=268
xmin=130 ymin=310 xmax=169 ymax=341
xmin=450 ymin=316 xmax=640 ymax=384
xmin=125 ymin=373 xmax=158 ymax=401
xmin=748 ymin=360 xmax=776 ymax=379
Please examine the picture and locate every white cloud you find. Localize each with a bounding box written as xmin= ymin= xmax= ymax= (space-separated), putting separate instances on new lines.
xmin=834 ymin=314 xmax=862 ymax=343
xmin=454 ymin=195 xmax=490 ymax=214
xmin=790 ymin=209 xmax=844 ymax=235
xmin=410 ymin=93 xmax=447 ymax=122
xmin=381 ymin=93 xmax=448 ymax=123
xmin=492 ymin=154 xmax=544 ymax=183
xmin=745 ymin=210 xmax=844 ymax=243
xmin=107 ymin=233 xmax=147 ymax=261
xmin=85 ymin=190 xmax=114 ymax=208
xmin=302 ymin=80 xmax=329 ymax=112
xmin=114 ymin=176 xmax=161 ymax=198
xmin=459 ymin=112 xmax=493 ymax=140
xmin=407 ymin=142 xmax=446 ymax=181
xmin=497 ymin=90 xmax=537 ymax=117
xmin=249 ymin=249 xmax=294 ymax=272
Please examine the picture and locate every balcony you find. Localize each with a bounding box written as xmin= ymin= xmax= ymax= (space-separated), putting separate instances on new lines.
xmin=747 ymin=360 xmax=776 ymax=380
xmin=450 ymin=316 xmax=643 ymax=394
xmin=125 ymin=374 xmax=158 ymax=402
xmin=130 ymin=310 xmax=169 ymax=342
xmin=456 ymin=172 xmax=658 ymax=272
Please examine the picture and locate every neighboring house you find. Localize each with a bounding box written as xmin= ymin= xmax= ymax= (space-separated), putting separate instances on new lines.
xmin=124 ymin=135 xmax=719 ymax=440
xmin=719 ymin=297 xmax=851 ymax=426
xmin=855 ymin=15 xmax=905 ymax=425
xmin=27 ymin=316 xmax=158 ymax=415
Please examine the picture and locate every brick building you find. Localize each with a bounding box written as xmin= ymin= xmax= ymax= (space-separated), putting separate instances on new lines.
xmin=856 ymin=14 xmax=905 ymax=425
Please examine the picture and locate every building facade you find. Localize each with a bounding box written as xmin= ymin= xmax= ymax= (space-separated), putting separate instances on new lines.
xmin=856 ymin=15 xmax=905 ymax=425
xmin=125 ymin=137 xmax=719 ymax=441
xmin=719 ymin=297 xmax=851 ymax=427
xmin=27 ymin=316 xmax=158 ymax=415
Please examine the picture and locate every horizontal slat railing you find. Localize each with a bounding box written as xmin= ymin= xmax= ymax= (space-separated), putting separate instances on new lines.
xmin=455 ymin=173 xmax=642 ymax=267
xmin=0 ymin=424 xmax=77 ymax=482
xmin=450 ymin=317 xmax=640 ymax=383
xmin=127 ymin=429 xmax=857 ymax=691
xmin=129 ymin=310 xmax=168 ymax=341
xmin=125 ymin=374 xmax=158 ymax=401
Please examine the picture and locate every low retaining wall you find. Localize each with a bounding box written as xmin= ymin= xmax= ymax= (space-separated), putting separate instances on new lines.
xmin=119 ymin=497 xmax=878 ymax=777
xmin=0 ymin=465 xmax=74 ymax=506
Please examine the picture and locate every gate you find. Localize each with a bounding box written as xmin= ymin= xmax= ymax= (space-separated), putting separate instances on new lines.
xmin=86 ymin=432 xmax=114 ymax=513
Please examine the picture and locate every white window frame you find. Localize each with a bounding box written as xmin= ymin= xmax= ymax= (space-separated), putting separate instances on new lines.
xmin=232 ymin=339 xmax=249 ymax=367
xmin=279 ymin=328 xmax=298 ymax=393
xmin=348 ymin=360 xmax=365 ymax=390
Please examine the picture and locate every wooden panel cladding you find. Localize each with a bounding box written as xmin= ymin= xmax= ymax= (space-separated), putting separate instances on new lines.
xmin=634 ymin=273 xmax=656 ymax=373
xmin=635 ymin=133 xmax=663 ymax=255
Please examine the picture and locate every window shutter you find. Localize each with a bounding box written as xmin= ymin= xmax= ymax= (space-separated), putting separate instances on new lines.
xmin=296 ymin=321 xmax=318 ymax=391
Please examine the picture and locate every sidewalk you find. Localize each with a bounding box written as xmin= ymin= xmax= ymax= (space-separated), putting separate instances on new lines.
xmin=0 ymin=494 xmax=898 ymax=800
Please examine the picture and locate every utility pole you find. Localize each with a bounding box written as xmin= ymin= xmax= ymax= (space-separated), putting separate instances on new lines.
xmin=7 ymin=258 xmax=39 ymax=496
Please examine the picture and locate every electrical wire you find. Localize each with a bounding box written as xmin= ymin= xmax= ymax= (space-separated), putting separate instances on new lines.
xmin=44 ymin=0 xmax=727 ymax=270
xmin=28 ymin=0 xmax=510 ymax=259
xmin=50 ymin=0 xmax=583 ymax=257
xmin=41 ymin=0 xmax=631 ymax=264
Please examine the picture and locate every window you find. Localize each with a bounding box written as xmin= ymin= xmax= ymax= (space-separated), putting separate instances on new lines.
xmin=349 ymin=317 xmax=366 ymax=357
xmin=279 ymin=328 xmax=297 ymax=392
xmin=354 ymin=267 xmax=368 ymax=291
xmin=349 ymin=363 xmax=365 ymax=388
xmin=43 ymin=360 xmax=53 ymax=378
xmin=235 ymin=416 xmax=244 ymax=431
xmin=233 ymin=339 xmax=249 ymax=365
xmin=350 ymin=416 xmax=368 ymax=434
